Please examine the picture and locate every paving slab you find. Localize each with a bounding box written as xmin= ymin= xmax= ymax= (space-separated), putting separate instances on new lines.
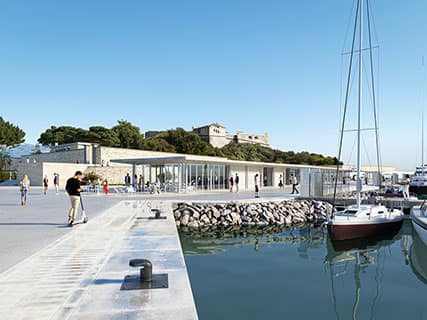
xmin=0 ymin=199 xmax=198 ymax=320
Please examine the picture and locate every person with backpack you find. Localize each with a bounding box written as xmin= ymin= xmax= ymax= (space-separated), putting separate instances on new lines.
xmin=19 ymin=174 xmax=30 ymax=205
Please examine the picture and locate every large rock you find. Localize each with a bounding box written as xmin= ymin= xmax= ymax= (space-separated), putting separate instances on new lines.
xmin=181 ymin=214 xmax=190 ymax=226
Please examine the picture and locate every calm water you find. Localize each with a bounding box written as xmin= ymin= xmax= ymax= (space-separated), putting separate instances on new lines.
xmin=179 ymin=219 xmax=427 ymax=320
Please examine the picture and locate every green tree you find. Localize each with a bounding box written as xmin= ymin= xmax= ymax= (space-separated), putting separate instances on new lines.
xmin=111 ymin=120 xmax=144 ymax=149
xmin=38 ymin=126 xmax=88 ymax=146
xmin=158 ymin=128 xmax=217 ymax=156
xmin=0 ymin=117 xmax=25 ymax=147
xmin=87 ymin=126 xmax=121 ymax=147
xmin=220 ymin=142 xmax=340 ymax=165
xmin=142 ymin=137 xmax=176 ymax=153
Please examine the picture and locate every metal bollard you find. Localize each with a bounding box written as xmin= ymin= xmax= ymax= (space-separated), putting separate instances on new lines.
xmin=129 ymin=259 xmax=152 ymax=282
xmin=121 ymin=259 xmax=168 ymax=290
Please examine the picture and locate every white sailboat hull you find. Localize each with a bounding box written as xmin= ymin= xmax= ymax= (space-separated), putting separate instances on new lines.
xmin=410 ymin=206 xmax=427 ymax=246
xmin=327 ymin=205 xmax=404 ymax=241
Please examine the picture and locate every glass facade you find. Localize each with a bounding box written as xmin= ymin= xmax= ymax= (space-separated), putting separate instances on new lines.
xmin=143 ymin=163 xmax=229 ymax=193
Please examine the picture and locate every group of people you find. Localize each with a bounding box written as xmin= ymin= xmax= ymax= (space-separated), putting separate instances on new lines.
xmin=18 ymin=171 xmax=84 ymax=227
xmin=229 ymin=173 xmax=240 ymax=192
xmin=19 ymin=173 xmax=60 ymax=205
xmin=254 ymin=173 xmax=298 ymax=198
xmin=41 ymin=173 xmax=60 ymax=195
xmin=125 ymin=173 xmax=150 ymax=193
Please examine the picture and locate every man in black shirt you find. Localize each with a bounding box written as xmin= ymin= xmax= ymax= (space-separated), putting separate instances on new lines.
xmin=124 ymin=173 xmax=131 ymax=187
xmin=66 ymin=171 xmax=83 ymax=226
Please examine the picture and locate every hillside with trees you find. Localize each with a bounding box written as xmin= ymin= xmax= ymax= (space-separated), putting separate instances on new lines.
xmin=36 ymin=120 xmax=340 ymax=166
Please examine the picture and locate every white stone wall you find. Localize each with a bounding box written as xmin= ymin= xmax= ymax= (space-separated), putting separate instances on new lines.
xmin=13 ymin=162 xmax=91 ymax=187
xmin=83 ymin=165 xmax=134 ymax=185
xmin=98 ymin=146 xmax=177 ymax=164
xmin=234 ymin=132 xmax=270 ymax=147
xmin=42 ymin=163 xmax=90 ymax=188
xmin=11 ymin=149 xmax=86 ymax=165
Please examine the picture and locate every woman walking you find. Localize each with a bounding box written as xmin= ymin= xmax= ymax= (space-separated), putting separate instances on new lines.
xmin=43 ymin=175 xmax=49 ymax=195
xmin=20 ymin=174 xmax=30 ymax=205
xmin=254 ymin=173 xmax=260 ymax=198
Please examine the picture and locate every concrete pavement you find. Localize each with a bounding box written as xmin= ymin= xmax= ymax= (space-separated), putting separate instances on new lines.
xmin=0 ymin=185 xmax=296 ymax=319
xmin=0 ymin=186 xmax=296 ymax=273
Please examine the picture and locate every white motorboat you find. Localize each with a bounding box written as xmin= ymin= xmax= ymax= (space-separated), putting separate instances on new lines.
xmin=410 ymin=202 xmax=427 ymax=246
xmin=410 ymin=166 xmax=427 ymax=199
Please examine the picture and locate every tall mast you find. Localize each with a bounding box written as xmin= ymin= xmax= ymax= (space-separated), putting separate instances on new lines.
xmin=356 ymin=0 xmax=363 ymax=208
xmin=422 ymin=108 xmax=424 ymax=166
xmin=422 ymin=56 xmax=425 ymax=167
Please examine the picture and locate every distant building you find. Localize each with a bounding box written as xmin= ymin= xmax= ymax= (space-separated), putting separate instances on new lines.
xmin=192 ymin=123 xmax=231 ymax=148
xmin=192 ymin=123 xmax=270 ymax=148
xmin=144 ymin=131 xmax=163 ymax=139
xmin=143 ymin=123 xmax=270 ymax=148
xmin=233 ymin=131 xmax=269 ymax=148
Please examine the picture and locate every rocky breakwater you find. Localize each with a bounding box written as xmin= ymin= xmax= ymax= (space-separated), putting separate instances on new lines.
xmin=173 ymin=200 xmax=333 ymax=228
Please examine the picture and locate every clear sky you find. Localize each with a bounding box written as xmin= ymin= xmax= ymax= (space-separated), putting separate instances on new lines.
xmin=1 ymin=0 xmax=426 ymax=171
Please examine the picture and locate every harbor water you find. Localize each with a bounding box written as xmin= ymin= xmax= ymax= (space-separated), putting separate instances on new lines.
xmin=179 ymin=218 xmax=427 ymax=319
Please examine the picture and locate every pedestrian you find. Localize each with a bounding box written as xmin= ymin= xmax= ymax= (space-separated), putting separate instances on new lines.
xmin=402 ymin=174 xmax=410 ymax=200
xmin=138 ymin=174 xmax=143 ymax=192
xmin=229 ymin=176 xmax=234 ymax=192
xmin=291 ymin=174 xmax=299 ymax=194
xmin=133 ymin=174 xmax=138 ymax=191
xmin=254 ymin=173 xmax=260 ymax=198
xmin=43 ymin=175 xmax=48 ymax=195
xmin=124 ymin=173 xmax=131 ymax=187
xmin=103 ymin=179 xmax=109 ymax=194
xmin=19 ymin=174 xmax=30 ymax=205
xmin=66 ymin=171 xmax=83 ymax=226
xmin=53 ymin=173 xmax=59 ymax=194
xmin=235 ymin=173 xmax=240 ymax=192
xmin=278 ymin=174 xmax=284 ymax=188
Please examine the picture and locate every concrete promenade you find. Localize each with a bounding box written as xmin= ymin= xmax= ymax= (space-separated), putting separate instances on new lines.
xmin=0 ymin=186 xmax=296 ymax=319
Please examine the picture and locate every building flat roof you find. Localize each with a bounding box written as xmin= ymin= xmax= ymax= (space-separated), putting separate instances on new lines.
xmin=110 ymin=154 xmax=340 ymax=171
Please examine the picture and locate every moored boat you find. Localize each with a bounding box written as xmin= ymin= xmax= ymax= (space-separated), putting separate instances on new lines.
xmin=410 ymin=203 xmax=427 ymax=245
xmin=327 ymin=0 xmax=404 ymax=241
xmin=327 ymin=204 xmax=403 ymax=241
xmin=410 ymin=166 xmax=427 ymax=199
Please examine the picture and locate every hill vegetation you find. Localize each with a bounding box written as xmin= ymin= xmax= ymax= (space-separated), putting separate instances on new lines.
xmin=35 ymin=120 xmax=340 ymax=166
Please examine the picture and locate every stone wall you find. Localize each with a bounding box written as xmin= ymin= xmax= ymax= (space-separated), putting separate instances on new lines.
xmin=42 ymin=163 xmax=91 ymax=188
xmin=98 ymin=146 xmax=176 ymax=164
xmin=84 ymin=165 xmax=135 ymax=185
xmin=173 ymin=200 xmax=333 ymax=227
xmin=13 ymin=162 xmax=90 ymax=187
xmin=11 ymin=149 xmax=86 ymax=166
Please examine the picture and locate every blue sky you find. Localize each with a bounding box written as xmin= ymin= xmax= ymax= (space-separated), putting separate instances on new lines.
xmin=0 ymin=0 xmax=426 ymax=171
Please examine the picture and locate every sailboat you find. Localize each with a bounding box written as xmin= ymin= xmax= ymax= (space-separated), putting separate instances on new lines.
xmin=327 ymin=0 xmax=403 ymax=241
xmin=410 ymin=201 xmax=427 ymax=244
xmin=410 ymin=101 xmax=427 ymax=199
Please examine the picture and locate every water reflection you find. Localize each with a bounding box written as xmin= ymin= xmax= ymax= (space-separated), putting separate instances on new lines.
xmin=409 ymin=228 xmax=427 ymax=285
xmin=180 ymin=219 xmax=427 ymax=320
xmin=325 ymin=229 xmax=403 ymax=320
xmin=179 ymin=223 xmax=325 ymax=255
